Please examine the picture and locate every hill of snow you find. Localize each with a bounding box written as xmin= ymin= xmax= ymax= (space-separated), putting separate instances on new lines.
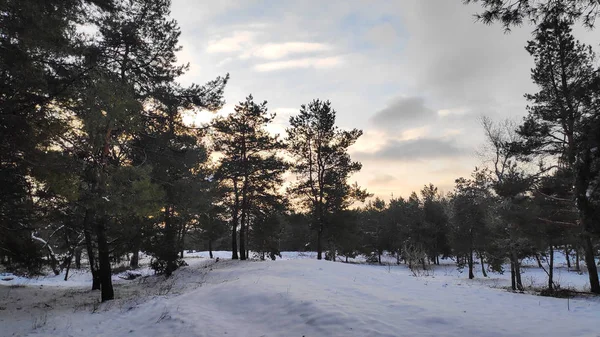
xmin=1 ymin=253 xmax=599 ymax=337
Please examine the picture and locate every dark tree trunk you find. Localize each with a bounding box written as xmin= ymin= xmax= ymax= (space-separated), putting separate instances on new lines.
xmin=565 ymin=246 xmax=571 ymax=269
xmin=130 ymin=251 xmax=139 ymax=269
xmin=378 ymin=252 xmax=381 ymax=264
xmin=95 ymin=219 xmax=114 ymax=302
xmin=436 ymin=255 xmax=440 ymax=265
xmin=468 ymin=250 xmax=474 ymax=279
xmin=535 ymin=254 xmax=543 ymax=268
xmin=511 ymin=251 xmax=524 ymax=291
xmin=575 ymin=247 xmax=580 ymax=271
xmin=316 ymin=228 xmax=323 ymax=260
xmin=510 ymin=259 xmax=516 ymax=291
xmin=231 ymin=181 xmax=239 ymax=260
xmin=515 ymin=261 xmax=523 ymax=291
xmin=396 ymin=251 xmax=400 ymax=265
xmin=130 ymin=234 xmax=140 ymax=269
xmin=164 ymin=207 xmax=178 ymax=276
xmin=63 ymin=252 xmax=73 ymax=281
xmin=179 ymin=225 xmax=186 ymax=259
xmin=231 ymin=224 xmax=238 ymax=260
xmin=548 ymin=244 xmax=554 ymax=292
xmin=480 ymin=255 xmax=488 ymax=277
xmin=583 ymin=234 xmax=600 ymax=293
xmin=83 ymin=211 xmax=100 ymax=291
xmin=330 ymin=242 xmax=336 ymax=262
xmin=240 ymin=205 xmax=247 ymax=259
xmin=75 ymin=248 xmax=82 ymax=269
xmin=208 ymin=240 xmax=213 ymax=259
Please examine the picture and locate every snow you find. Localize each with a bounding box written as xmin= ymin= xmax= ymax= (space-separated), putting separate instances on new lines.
xmin=1 ymin=252 xmax=599 ymax=337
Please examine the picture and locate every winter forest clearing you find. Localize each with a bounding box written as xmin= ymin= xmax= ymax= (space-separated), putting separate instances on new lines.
xmin=3 ymin=0 xmax=600 ymax=336
xmin=2 ymin=252 xmax=599 ymax=337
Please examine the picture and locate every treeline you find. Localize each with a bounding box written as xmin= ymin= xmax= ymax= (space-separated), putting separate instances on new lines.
xmin=1 ymin=0 xmax=600 ymax=304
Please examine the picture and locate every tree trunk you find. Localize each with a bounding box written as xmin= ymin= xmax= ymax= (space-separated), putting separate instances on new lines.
xmin=316 ymin=228 xmax=323 ymax=260
xmin=130 ymin=234 xmax=140 ymax=269
xmin=231 ymin=224 xmax=238 ymax=260
xmin=480 ymin=255 xmax=488 ymax=277
xmin=95 ymin=219 xmax=114 ymax=302
xmin=583 ymin=234 xmax=600 ymax=293
xmin=565 ymin=246 xmax=571 ymax=269
xmin=208 ymin=240 xmax=213 ymax=259
xmin=378 ymin=252 xmax=381 ymax=264
xmin=396 ymin=251 xmax=400 ymax=265
xmin=239 ymin=207 xmax=246 ymax=260
xmin=548 ymin=244 xmax=554 ymax=292
xmin=75 ymin=248 xmax=82 ymax=269
xmin=83 ymin=211 xmax=100 ymax=291
xmin=535 ymin=254 xmax=543 ymax=268
xmin=331 ymin=242 xmax=336 ymax=262
xmin=510 ymin=259 xmax=516 ymax=291
xmin=436 ymin=255 xmax=440 ymax=265
xmin=179 ymin=225 xmax=186 ymax=259
xmin=515 ymin=261 xmax=523 ymax=291
xmin=164 ymin=206 xmax=177 ymax=276
xmin=575 ymin=247 xmax=580 ymax=271
xmin=63 ymin=253 xmax=73 ymax=281
xmin=511 ymin=251 xmax=524 ymax=291
xmin=231 ymin=181 xmax=239 ymax=260
xmin=468 ymin=250 xmax=474 ymax=279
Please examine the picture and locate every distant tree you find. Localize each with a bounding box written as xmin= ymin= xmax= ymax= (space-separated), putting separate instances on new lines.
xmin=280 ymin=212 xmax=314 ymax=251
xmin=213 ymin=95 xmax=288 ymax=260
xmin=481 ymin=117 xmax=537 ymax=290
xmin=450 ymin=168 xmax=493 ymax=279
xmin=361 ymin=198 xmax=389 ymax=264
xmin=420 ymin=184 xmax=451 ymax=265
xmin=385 ymin=197 xmax=408 ymax=265
xmin=198 ymin=200 xmax=230 ymax=259
xmin=250 ymin=211 xmax=284 ymax=260
xmin=336 ymin=210 xmax=362 ymax=263
xmin=286 ymin=100 xmax=366 ymax=260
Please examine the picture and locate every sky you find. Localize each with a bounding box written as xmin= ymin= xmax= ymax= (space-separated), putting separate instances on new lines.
xmin=170 ymin=0 xmax=599 ymax=200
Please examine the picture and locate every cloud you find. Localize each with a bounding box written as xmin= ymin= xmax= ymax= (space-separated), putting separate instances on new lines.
xmin=370 ymin=96 xmax=436 ymax=129
xmin=243 ymin=42 xmax=331 ymax=60
xmin=355 ymin=137 xmax=468 ymax=162
xmin=368 ymin=174 xmax=397 ymax=186
xmin=364 ymin=22 xmax=399 ymax=47
xmin=207 ymin=31 xmax=257 ymax=53
xmin=254 ymin=56 xmax=343 ymax=72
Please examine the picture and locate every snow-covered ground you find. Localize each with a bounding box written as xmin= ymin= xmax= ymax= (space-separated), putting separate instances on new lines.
xmin=1 ymin=252 xmax=599 ymax=337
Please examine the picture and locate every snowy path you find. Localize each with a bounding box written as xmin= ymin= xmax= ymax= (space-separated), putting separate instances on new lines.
xmin=1 ymin=257 xmax=599 ymax=337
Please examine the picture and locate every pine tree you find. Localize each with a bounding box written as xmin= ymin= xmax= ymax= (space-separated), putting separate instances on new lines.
xmin=213 ymin=95 xmax=288 ymax=260
xmin=450 ymin=168 xmax=493 ymax=279
xmin=515 ymin=14 xmax=600 ymax=293
xmin=286 ymin=100 xmax=365 ymax=260
xmin=0 ymin=0 xmax=114 ymax=273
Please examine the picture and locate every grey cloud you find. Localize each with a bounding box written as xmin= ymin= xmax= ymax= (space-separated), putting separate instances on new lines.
xmin=370 ymin=96 xmax=436 ymax=129
xmin=355 ymin=137 xmax=468 ymax=162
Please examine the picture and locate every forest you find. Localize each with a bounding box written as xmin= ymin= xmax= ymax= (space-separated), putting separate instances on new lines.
xmin=1 ymin=0 xmax=600 ymax=307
